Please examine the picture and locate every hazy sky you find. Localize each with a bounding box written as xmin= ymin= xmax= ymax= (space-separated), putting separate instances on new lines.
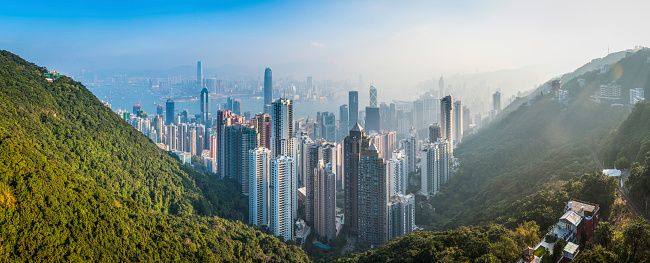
xmin=2 ymin=0 xmax=650 ymax=90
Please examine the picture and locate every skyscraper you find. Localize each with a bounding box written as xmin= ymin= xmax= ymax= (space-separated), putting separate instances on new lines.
xmin=165 ymin=99 xmax=175 ymax=125
xmin=413 ymin=100 xmax=424 ymax=130
xmin=419 ymin=140 xmax=449 ymax=196
xmin=440 ymin=96 xmax=453 ymax=142
xmin=304 ymin=142 xmax=320 ymax=223
xmin=321 ymin=112 xmax=336 ymax=141
xmin=307 ymin=76 xmax=312 ymax=91
xmin=344 ymin=122 xmax=370 ymax=233
xmin=270 ymin=98 xmax=294 ymax=157
xmin=365 ymin=106 xmax=380 ymax=132
xmin=339 ymin=104 xmax=349 ymax=141
xmin=493 ymin=91 xmax=501 ymax=111
xmin=253 ymin=113 xmax=271 ymax=150
xmin=429 ymin=123 xmax=441 ymax=143
xmin=264 ymin=68 xmax=273 ymax=113
xmin=453 ymin=100 xmax=463 ymax=143
xmin=387 ymin=149 xmax=408 ymax=196
xmin=197 ymin=61 xmax=203 ymax=88
xmin=462 ymin=106 xmax=471 ymax=134
xmin=388 ymin=193 xmax=415 ymax=241
xmin=200 ymin=87 xmax=209 ymax=125
xmin=249 ymin=147 xmax=271 ymax=226
xmin=439 ymin=75 xmax=445 ymax=97
xmin=314 ymin=161 xmax=337 ymax=241
xmin=349 ymin=91 xmax=359 ymax=130
xmin=357 ymin=143 xmax=389 ymax=246
xmin=369 ymin=85 xmax=377 ymax=107
xmin=269 ymin=155 xmax=294 ymax=241
xmin=402 ymin=134 xmax=417 ymax=173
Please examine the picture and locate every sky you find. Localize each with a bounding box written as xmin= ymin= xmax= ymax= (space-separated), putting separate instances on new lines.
xmin=2 ymin=0 xmax=650 ymax=92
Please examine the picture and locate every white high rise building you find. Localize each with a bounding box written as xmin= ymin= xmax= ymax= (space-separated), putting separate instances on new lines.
xmin=269 ymin=155 xmax=295 ymax=241
xmin=387 ymin=149 xmax=408 ymax=196
xmin=402 ymin=134 xmax=418 ymax=173
xmin=249 ymin=147 xmax=271 ymax=226
xmin=419 ymin=141 xmax=449 ymax=196
xmin=388 ymin=193 xmax=415 ymax=240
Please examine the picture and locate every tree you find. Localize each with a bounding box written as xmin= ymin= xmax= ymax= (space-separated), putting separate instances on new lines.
xmin=594 ymin=222 xmax=612 ymax=247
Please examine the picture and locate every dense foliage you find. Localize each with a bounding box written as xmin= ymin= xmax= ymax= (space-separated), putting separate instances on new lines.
xmin=337 ymin=223 xmax=539 ymax=263
xmin=0 ymin=50 xmax=308 ymax=262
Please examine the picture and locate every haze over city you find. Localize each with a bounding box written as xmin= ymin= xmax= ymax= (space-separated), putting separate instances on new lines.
xmin=4 ymin=0 xmax=650 ymax=100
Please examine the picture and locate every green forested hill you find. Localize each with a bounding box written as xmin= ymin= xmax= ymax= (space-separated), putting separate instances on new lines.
xmin=0 ymin=50 xmax=308 ymax=262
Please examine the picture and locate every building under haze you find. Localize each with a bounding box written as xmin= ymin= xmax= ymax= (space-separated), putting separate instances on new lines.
xmin=264 ymin=68 xmax=273 ymax=113
xmin=493 ymin=91 xmax=501 ymax=112
xmin=365 ymin=106 xmax=380 ymax=132
xmin=339 ymin=104 xmax=349 ymax=141
xmin=429 ymin=123 xmax=441 ymax=143
xmin=440 ymin=96 xmax=453 ymax=142
xmin=200 ymin=87 xmax=209 ymax=125
xmin=453 ymin=100 xmax=463 ymax=143
xmin=369 ymin=85 xmax=377 ymax=107
xmin=349 ymin=91 xmax=359 ymax=130
xmin=197 ymin=61 xmax=203 ymax=88
xmin=420 ymin=140 xmax=449 ymax=196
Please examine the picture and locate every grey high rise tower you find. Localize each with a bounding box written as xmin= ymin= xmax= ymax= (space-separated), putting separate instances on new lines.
xmin=349 ymin=91 xmax=359 ymax=130
xmin=264 ymin=68 xmax=273 ymax=113
xmin=339 ymin=104 xmax=349 ymax=141
xmin=493 ymin=91 xmax=501 ymax=111
xmin=440 ymin=96 xmax=453 ymax=142
xmin=197 ymin=61 xmax=203 ymax=88
xmin=200 ymin=87 xmax=209 ymax=125
xmin=439 ymin=75 xmax=444 ymax=97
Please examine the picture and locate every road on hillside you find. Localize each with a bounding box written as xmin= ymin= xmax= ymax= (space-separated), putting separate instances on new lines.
xmin=589 ymin=147 xmax=650 ymax=221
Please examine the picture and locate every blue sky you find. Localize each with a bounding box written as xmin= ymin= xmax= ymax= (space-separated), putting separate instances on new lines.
xmin=2 ymin=0 xmax=650 ymax=90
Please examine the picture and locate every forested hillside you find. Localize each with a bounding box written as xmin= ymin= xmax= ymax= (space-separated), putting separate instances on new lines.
xmin=0 ymin=50 xmax=309 ymax=262
xmin=421 ymin=50 xmax=650 ymax=231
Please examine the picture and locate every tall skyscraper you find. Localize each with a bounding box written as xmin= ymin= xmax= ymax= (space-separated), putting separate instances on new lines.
xmin=357 ymin=143 xmax=389 ymax=247
xmin=253 ymin=113 xmax=271 ymax=150
xmin=197 ymin=61 xmax=203 ymax=88
xmin=413 ymin=100 xmax=424 ymax=130
xmin=439 ymin=75 xmax=445 ymax=97
xmin=419 ymin=141 xmax=449 ymax=196
xmin=462 ymin=106 xmax=471 ymax=134
xmin=307 ymin=76 xmax=312 ymax=91
xmin=249 ymin=147 xmax=271 ymax=226
xmin=344 ymin=122 xmax=370 ymax=233
xmin=270 ymin=98 xmax=294 ymax=157
xmin=200 ymin=87 xmax=209 ymax=125
xmin=369 ymin=85 xmax=377 ymax=107
xmin=304 ymin=142 xmax=320 ymax=223
xmin=165 ymin=99 xmax=175 ymax=125
xmin=269 ymin=155 xmax=294 ymax=241
xmin=339 ymin=104 xmax=349 ymax=141
xmin=349 ymin=91 xmax=359 ymax=130
xmin=493 ymin=91 xmax=501 ymax=111
xmin=314 ymin=161 xmax=337 ymax=241
xmin=264 ymin=68 xmax=273 ymax=113
xmin=440 ymin=96 xmax=453 ymax=142
xmin=453 ymin=100 xmax=463 ymax=143
xmin=402 ymin=134 xmax=418 ymax=173
xmin=387 ymin=149 xmax=408 ymax=196
xmin=365 ymin=106 xmax=380 ymax=132
xmin=388 ymin=193 xmax=415 ymax=240
xmin=321 ymin=112 xmax=336 ymax=141
xmin=429 ymin=123 xmax=441 ymax=143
